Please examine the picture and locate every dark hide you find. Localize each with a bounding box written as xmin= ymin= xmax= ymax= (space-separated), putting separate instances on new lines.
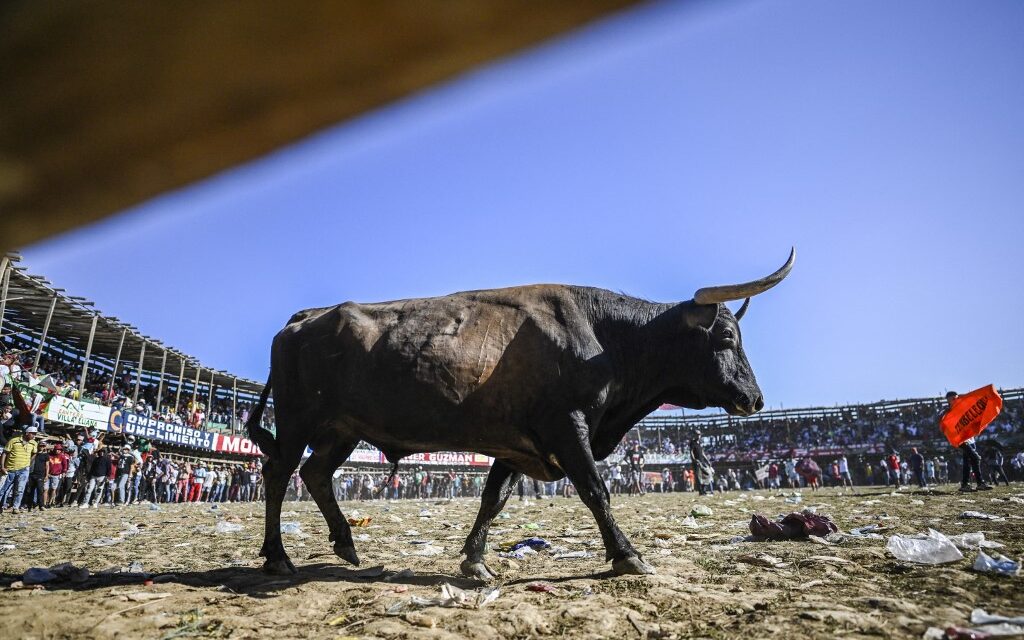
xmin=247 ymin=284 xmax=765 ymax=577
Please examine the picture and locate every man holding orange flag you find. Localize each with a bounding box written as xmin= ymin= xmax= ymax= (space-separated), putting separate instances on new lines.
xmin=941 ymin=390 xmax=996 ymax=493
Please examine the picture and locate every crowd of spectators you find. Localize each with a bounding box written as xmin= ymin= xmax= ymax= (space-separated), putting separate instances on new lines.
xmin=615 ymin=397 xmax=1022 ymax=466
xmin=300 ymin=468 xmax=489 ymax=502
xmin=0 ymin=423 xmax=265 ymax=513
xmin=0 ymin=341 xmax=271 ymax=438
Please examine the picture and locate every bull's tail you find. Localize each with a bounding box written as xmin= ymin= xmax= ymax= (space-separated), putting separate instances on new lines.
xmin=245 ymin=374 xmax=280 ymax=460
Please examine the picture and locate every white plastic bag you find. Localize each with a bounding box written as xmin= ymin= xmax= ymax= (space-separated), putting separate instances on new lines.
xmin=885 ymin=529 xmax=963 ymax=564
xmin=972 ymin=551 xmax=1021 ymax=576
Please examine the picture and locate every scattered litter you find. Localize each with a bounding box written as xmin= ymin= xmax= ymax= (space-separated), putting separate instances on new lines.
xmin=327 ymin=615 xmax=348 ymax=626
xmin=736 ymin=553 xmax=788 ymax=569
xmin=749 ymin=511 xmax=838 ymax=540
xmin=970 ymin=609 xmax=1024 ymax=633
xmin=347 ymin=517 xmax=372 ymax=527
xmin=798 ymin=555 xmax=853 ymax=567
xmin=387 ymin=515 xmax=403 ymax=523
xmin=502 ymin=537 xmax=551 ymax=552
xmin=972 ymin=551 xmax=1021 ymax=577
xmin=418 ymin=509 xmax=432 ymax=518
xmin=499 ymin=546 xmax=537 ymax=560
xmin=279 ymin=522 xmax=303 ymax=535
xmin=847 ymin=524 xmax=887 ymax=539
xmin=960 ymin=511 xmax=1005 ymax=521
xmin=807 ymin=535 xmax=833 ymax=546
xmin=691 ymin=505 xmax=713 ymax=517
xmin=553 ymin=550 xmax=592 ymax=560
xmin=886 ymin=529 xmax=964 ymax=564
xmin=405 ymin=612 xmax=437 ymax=628
xmin=213 ymin=522 xmax=243 ymax=534
xmin=527 ymin=582 xmax=558 ymax=593
xmin=401 ymin=544 xmax=443 ymax=557
xmin=947 ymin=532 xmax=1005 ymax=551
xmin=522 ymin=522 xmax=541 ymax=530
xmin=679 ymin=516 xmax=703 ymax=528
xmin=123 ymin=592 xmax=171 ymax=602
xmin=126 ymin=561 xmax=145 ymax=574
xmin=148 ymin=503 xmax=161 ymax=511
xmin=355 ymin=533 xmax=370 ymax=541
xmin=89 ymin=537 xmax=124 ymax=547
xmin=41 ymin=526 xmax=57 ymax=532
xmin=386 ymin=583 xmax=499 ymax=613
xmin=0 ymin=544 xmax=16 ymax=552
xmin=784 ymin=495 xmax=803 ymax=505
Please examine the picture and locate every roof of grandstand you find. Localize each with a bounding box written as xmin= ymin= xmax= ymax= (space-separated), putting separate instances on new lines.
xmin=1 ymin=251 xmax=265 ymax=400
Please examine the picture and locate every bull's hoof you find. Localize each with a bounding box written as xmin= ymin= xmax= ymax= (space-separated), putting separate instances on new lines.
xmin=613 ymin=556 xmax=656 ymax=576
xmin=460 ymin=559 xmax=496 ymax=582
xmin=263 ymin=558 xmax=297 ymax=575
xmin=334 ymin=543 xmax=360 ymax=566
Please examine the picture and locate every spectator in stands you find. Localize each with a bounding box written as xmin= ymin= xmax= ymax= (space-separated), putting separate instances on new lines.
xmin=80 ymin=445 xmax=113 ymax=508
xmin=24 ymin=440 xmax=50 ymax=510
xmin=44 ymin=443 xmax=68 ymax=507
xmin=0 ymin=425 xmax=39 ymax=513
xmin=115 ymin=445 xmax=135 ymax=505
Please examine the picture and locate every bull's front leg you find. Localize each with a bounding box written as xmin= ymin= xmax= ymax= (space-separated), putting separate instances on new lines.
xmin=459 ymin=461 xmax=521 ymax=581
xmin=552 ymin=410 xmax=655 ymax=575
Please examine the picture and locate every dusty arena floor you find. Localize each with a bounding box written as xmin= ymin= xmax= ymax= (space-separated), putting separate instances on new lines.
xmin=1 ymin=486 xmax=1022 ymax=639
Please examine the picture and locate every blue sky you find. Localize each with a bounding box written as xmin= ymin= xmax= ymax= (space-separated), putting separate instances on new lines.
xmin=22 ymin=0 xmax=1024 ymax=410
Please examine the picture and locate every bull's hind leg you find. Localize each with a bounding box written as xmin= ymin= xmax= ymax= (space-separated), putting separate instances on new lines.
xmin=459 ymin=461 xmax=521 ymax=581
xmin=554 ymin=411 xmax=655 ymax=576
xmin=300 ymin=439 xmax=360 ymax=566
xmin=260 ymin=441 xmax=306 ymax=575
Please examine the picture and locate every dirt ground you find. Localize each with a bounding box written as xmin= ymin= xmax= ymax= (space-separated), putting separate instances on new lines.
xmin=1 ymin=484 xmax=1022 ymax=640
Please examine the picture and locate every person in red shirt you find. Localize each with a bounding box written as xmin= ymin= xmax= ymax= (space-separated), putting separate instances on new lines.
xmin=44 ymin=444 xmax=68 ymax=507
xmin=887 ymin=452 xmax=901 ymax=489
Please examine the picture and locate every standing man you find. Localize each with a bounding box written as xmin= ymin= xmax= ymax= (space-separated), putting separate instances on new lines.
xmin=943 ymin=391 xmax=993 ymax=492
xmin=115 ymin=445 xmax=135 ymax=505
xmin=886 ymin=451 xmax=902 ymax=489
xmin=626 ymin=442 xmax=646 ymax=496
xmin=44 ymin=443 xmax=68 ymax=508
xmin=837 ymin=455 xmax=855 ymax=493
xmin=0 ymin=426 xmax=39 ymax=513
xmin=79 ymin=446 xmax=113 ymax=508
xmin=909 ymin=447 xmax=927 ymax=489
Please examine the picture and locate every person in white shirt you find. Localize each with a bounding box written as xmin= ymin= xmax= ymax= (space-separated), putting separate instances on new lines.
xmin=837 ymin=455 xmax=855 ymax=493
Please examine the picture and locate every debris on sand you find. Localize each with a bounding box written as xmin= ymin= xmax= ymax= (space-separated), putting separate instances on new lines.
xmin=959 ymin=511 xmax=1005 ymax=521
xmin=749 ymin=511 xmax=838 ymax=540
xmin=386 ymin=583 xmax=500 ymax=613
xmin=886 ymin=529 xmax=963 ymax=564
xmin=213 ymin=522 xmax=243 ymax=534
xmin=972 ymin=551 xmax=1021 ymax=577
xmin=736 ymin=553 xmax=788 ymax=569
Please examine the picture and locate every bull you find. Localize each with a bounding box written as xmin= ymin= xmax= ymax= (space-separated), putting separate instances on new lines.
xmin=245 ymin=248 xmax=794 ymax=577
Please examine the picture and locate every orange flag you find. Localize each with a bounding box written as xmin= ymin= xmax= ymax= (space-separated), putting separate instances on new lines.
xmin=939 ymin=384 xmax=1003 ymax=447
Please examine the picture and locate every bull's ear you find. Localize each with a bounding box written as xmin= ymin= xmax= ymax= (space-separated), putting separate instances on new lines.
xmin=684 ymin=303 xmax=719 ymax=331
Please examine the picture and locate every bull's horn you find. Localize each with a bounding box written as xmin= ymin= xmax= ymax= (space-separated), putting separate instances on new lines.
xmin=693 ymin=247 xmax=795 ymax=305
xmin=734 ymin=297 xmax=751 ymax=321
